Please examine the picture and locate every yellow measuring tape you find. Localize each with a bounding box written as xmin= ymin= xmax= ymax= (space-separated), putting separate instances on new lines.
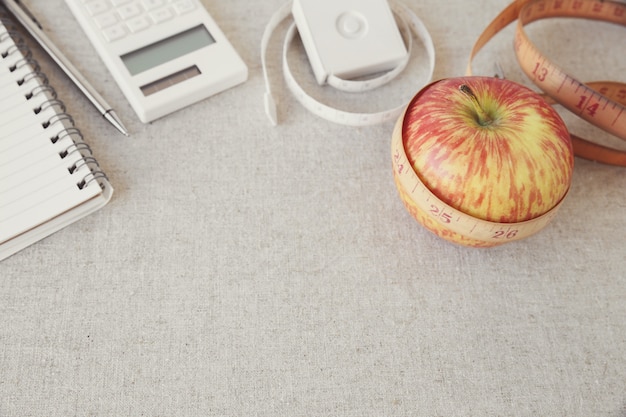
xmin=468 ymin=0 xmax=626 ymax=166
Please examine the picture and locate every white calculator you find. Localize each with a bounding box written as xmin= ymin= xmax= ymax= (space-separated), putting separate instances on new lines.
xmin=64 ymin=0 xmax=248 ymax=123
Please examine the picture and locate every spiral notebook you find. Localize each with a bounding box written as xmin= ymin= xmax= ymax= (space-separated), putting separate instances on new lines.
xmin=0 ymin=12 xmax=113 ymax=261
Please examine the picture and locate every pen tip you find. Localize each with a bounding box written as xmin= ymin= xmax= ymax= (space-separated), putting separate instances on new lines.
xmin=104 ymin=110 xmax=129 ymax=136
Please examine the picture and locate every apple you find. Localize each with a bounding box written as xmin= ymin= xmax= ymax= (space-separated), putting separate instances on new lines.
xmin=392 ymin=76 xmax=574 ymax=247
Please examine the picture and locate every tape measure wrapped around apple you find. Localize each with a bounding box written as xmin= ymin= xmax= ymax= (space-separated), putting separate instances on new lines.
xmin=391 ymin=76 xmax=574 ymax=247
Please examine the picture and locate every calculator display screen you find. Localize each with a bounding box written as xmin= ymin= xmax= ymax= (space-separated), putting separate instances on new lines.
xmin=121 ymin=25 xmax=215 ymax=76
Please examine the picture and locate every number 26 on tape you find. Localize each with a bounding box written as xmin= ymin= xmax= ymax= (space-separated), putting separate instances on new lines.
xmin=493 ymin=229 xmax=519 ymax=240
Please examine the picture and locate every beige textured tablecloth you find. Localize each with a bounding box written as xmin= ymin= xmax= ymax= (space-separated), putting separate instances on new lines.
xmin=1 ymin=0 xmax=625 ymax=415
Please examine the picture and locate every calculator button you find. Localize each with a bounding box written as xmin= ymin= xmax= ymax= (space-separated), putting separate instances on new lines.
xmin=141 ymin=0 xmax=166 ymax=10
xmin=94 ymin=12 xmax=119 ymax=28
xmin=150 ymin=8 xmax=174 ymax=23
xmin=84 ymin=0 xmax=111 ymax=16
xmin=172 ymin=0 xmax=196 ymax=14
xmin=102 ymin=24 xmax=127 ymax=41
xmin=111 ymin=0 xmax=133 ymax=5
xmin=126 ymin=15 xmax=151 ymax=33
xmin=117 ymin=3 xmax=142 ymax=20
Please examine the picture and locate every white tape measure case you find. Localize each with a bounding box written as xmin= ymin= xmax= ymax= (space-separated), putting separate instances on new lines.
xmin=64 ymin=0 xmax=248 ymax=123
xmin=292 ymin=0 xmax=407 ymax=85
xmin=261 ymin=0 xmax=436 ymax=126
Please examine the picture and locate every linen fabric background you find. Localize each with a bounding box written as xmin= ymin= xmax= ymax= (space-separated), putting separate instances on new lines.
xmin=1 ymin=0 xmax=625 ymax=416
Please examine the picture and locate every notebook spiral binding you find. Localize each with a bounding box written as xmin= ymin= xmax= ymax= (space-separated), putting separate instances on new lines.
xmin=0 ymin=11 xmax=109 ymax=192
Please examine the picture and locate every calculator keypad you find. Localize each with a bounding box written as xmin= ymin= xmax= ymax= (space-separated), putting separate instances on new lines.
xmin=81 ymin=0 xmax=197 ymax=42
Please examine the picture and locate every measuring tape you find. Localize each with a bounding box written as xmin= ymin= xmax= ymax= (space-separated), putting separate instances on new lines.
xmin=261 ymin=0 xmax=435 ymax=126
xmin=390 ymin=103 xmax=567 ymax=247
xmin=467 ymin=0 xmax=626 ymax=166
xmin=391 ymin=0 xmax=624 ymax=246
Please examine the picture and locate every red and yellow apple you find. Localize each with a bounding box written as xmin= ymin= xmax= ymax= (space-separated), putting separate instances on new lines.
xmin=392 ymin=76 xmax=574 ymax=247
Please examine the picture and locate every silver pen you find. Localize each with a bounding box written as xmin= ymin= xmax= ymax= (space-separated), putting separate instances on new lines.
xmin=1 ymin=0 xmax=129 ymax=136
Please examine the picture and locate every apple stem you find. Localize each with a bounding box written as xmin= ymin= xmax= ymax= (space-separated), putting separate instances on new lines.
xmin=459 ymin=84 xmax=493 ymax=126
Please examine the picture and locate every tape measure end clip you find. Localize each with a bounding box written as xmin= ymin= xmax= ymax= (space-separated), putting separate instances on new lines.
xmin=264 ymin=92 xmax=278 ymax=126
